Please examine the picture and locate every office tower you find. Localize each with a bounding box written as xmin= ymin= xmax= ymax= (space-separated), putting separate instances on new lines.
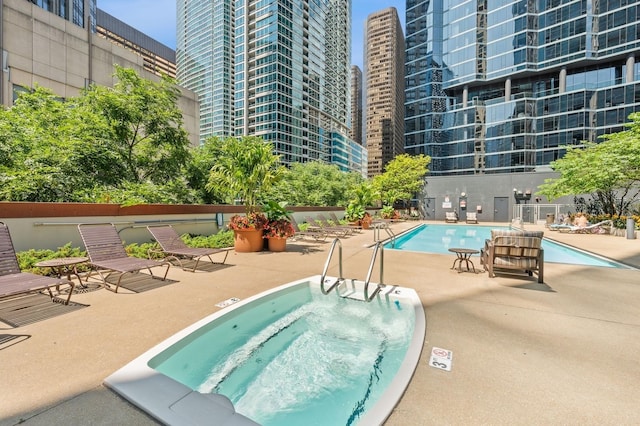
xmin=177 ymin=0 xmax=235 ymax=140
xmin=405 ymin=0 xmax=640 ymax=175
xmin=365 ymin=7 xmax=405 ymax=177
xmin=350 ymin=65 xmax=363 ymax=145
xmin=178 ymin=0 xmax=364 ymax=174
xmin=97 ymin=9 xmax=176 ymax=79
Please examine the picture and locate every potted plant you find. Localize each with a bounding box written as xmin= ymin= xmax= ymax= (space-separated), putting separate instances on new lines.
xmin=344 ymin=182 xmax=374 ymax=229
xmin=262 ymin=201 xmax=295 ymax=252
xmin=207 ymin=136 xmax=283 ymax=252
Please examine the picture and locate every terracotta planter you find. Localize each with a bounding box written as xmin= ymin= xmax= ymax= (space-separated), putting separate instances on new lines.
xmin=267 ymin=237 xmax=287 ymax=252
xmin=233 ymin=228 xmax=264 ymax=252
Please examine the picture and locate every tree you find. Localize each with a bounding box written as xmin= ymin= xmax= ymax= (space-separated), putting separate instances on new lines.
xmin=79 ymin=65 xmax=192 ymax=185
xmin=0 ymin=85 xmax=114 ymax=201
xmin=262 ymin=161 xmax=364 ymax=207
xmin=0 ymin=67 xmax=195 ymax=204
xmin=372 ymin=154 xmax=431 ymax=207
xmin=206 ymin=136 xmax=283 ymax=213
xmin=538 ymin=112 xmax=640 ymax=215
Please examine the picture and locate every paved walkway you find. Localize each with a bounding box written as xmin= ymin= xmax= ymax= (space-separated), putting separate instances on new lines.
xmin=1 ymin=222 xmax=639 ymax=425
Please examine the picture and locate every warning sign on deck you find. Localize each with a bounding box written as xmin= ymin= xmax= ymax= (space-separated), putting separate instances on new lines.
xmin=429 ymin=346 xmax=453 ymax=371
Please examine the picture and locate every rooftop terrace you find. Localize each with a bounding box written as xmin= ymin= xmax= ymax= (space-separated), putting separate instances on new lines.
xmin=1 ymin=221 xmax=639 ymax=425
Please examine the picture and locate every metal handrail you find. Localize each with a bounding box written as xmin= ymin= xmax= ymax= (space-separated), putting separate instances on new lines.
xmin=363 ymin=242 xmax=385 ymax=302
xmin=320 ymin=238 xmax=344 ymax=295
xmin=372 ymin=221 xmax=396 ymax=248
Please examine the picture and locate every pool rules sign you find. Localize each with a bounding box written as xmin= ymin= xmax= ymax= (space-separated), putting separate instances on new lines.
xmin=429 ymin=347 xmax=453 ymax=371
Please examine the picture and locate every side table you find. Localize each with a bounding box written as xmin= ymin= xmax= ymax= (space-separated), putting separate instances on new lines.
xmin=448 ymin=248 xmax=480 ymax=273
xmin=35 ymin=257 xmax=88 ymax=286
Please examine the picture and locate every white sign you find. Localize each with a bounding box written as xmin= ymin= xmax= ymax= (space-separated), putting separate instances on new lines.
xmin=442 ymin=202 xmax=452 ymax=208
xmin=429 ymin=346 xmax=453 ymax=371
xmin=215 ymin=297 xmax=240 ymax=308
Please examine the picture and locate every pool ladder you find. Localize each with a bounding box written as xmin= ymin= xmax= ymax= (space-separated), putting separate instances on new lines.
xmin=320 ymin=238 xmax=385 ymax=302
xmin=372 ymin=221 xmax=396 ymax=247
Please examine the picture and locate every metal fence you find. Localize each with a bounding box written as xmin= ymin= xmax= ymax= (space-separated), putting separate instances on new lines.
xmin=512 ymin=203 xmax=576 ymax=225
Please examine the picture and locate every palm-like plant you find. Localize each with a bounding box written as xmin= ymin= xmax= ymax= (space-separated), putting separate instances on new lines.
xmin=206 ymin=136 xmax=283 ymax=214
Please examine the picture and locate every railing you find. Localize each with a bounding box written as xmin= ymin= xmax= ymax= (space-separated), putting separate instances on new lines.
xmin=319 ymin=238 xmax=385 ymax=302
xmin=511 ymin=203 xmax=576 ymax=225
xmin=320 ymin=238 xmax=344 ymax=295
xmin=363 ymin=242 xmax=385 ymax=302
xmin=372 ymin=221 xmax=396 ymax=247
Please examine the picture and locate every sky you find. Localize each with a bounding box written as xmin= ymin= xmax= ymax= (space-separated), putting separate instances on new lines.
xmin=99 ymin=0 xmax=406 ymax=71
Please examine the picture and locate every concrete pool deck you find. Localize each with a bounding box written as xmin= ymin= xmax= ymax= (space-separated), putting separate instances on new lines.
xmin=1 ymin=221 xmax=639 ymax=425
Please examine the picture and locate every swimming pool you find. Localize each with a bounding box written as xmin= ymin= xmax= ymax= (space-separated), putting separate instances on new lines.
xmin=104 ymin=276 xmax=425 ymax=425
xmin=386 ymin=224 xmax=629 ymax=269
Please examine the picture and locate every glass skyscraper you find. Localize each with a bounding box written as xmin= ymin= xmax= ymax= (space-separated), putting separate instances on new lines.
xmin=405 ymin=0 xmax=640 ymax=175
xmin=178 ymin=0 xmax=364 ymax=174
xmin=177 ymin=0 xmax=235 ymax=140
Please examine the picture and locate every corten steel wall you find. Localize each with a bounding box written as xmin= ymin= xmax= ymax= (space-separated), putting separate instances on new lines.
xmin=0 ymin=203 xmax=345 ymax=252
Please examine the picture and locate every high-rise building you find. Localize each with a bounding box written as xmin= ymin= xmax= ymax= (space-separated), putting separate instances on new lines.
xmin=177 ymin=0 xmax=235 ymax=140
xmin=350 ymin=65 xmax=363 ymax=145
xmin=178 ymin=0 xmax=365 ymax=174
xmin=405 ymin=0 xmax=640 ymax=176
xmin=365 ymin=7 xmax=405 ymax=177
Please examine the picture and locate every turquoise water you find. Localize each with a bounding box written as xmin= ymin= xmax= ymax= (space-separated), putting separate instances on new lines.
xmin=386 ymin=224 xmax=626 ymax=269
xmin=149 ymin=282 xmax=415 ymax=425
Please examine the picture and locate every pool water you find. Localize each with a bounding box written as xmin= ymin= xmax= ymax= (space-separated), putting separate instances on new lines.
xmin=386 ymin=224 xmax=627 ymax=269
xmin=148 ymin=281 xmax=418 ymax=425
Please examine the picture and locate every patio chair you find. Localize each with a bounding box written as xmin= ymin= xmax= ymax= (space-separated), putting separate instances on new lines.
xmin=445 ymin=211 xmax=458 ymax=223
xmin=146 ymin=225 xmax=229 ymax=272
xmin=481 ymin=229 xmax=544 ymax=283
xmin=329 ymin=212 xmax=362 ymax=232
xmin=465 ymin=212 xmax=478 ymax=224
xmin=78 ymin=223 xmax=171 ymax=293
xmin=317 ymin=214 xmax=358 ymax=235
xmin=0 ymin=222 xmax=75 ymax=305
xmin=552 ymin=220 xmax=613 ymax=234
xmin=304 ymin=215 xmax=351 ymax=238
xmin=289 ymin=216 xmax=328 ymax=242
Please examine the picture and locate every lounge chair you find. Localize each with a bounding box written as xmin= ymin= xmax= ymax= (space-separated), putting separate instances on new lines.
xmin=550 ymin=220 xmax=613 ymax=234
xmin=289 ymin=216 xmax=328 ymax=242
xmin=78 ymin=223 xmax=171 ymax=293
xmin=304 ymin=215 xmax=351 ymax=238
xmin=317 ymin=214 xmax=358 ymax=235
xmin=146 ymin=225 xmax=229 ymax=272
xmin=481 ymin=229 xmax=544 ymax=283
xmin=0 ymin=222 xmax=75 ymax=305
xmin=445 ymin=211 xmax=458 ymax=223
xmin=329 ymin=212 xmax=362 ymax=232
xmin=465 ymin=212 xmax=478 ymax=224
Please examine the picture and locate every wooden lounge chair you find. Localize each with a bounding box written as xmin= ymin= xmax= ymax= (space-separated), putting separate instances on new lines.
xmin=465 ymin=212 xmax=478 ymax=224
xmin=481 ymin=229 xmax=544 ymax=283
xmin=316 ymin=214 xmax=358 ymax=235
xmin=445 ymin=211 xmax=458 ymax=223
xmin=78 ymin=223 xmax=171 ymax=293
xmin=0 ymin=222 xmax=75 ymax=305
xmin=147 ymin=225 xmax=229 ymax=272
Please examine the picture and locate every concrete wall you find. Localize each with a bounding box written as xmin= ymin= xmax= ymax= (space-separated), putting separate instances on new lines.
xmin=0 ymin=203 xmax=351 ymax=252
xmin=422 ymin=172 xmax=577 ymax=222
xmin=1 ymin=0 xmax=199 ymax=145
